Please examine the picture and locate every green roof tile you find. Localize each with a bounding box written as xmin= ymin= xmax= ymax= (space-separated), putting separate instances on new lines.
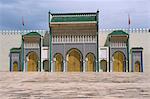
xmin=109 ymin=30 xmax=128 ymax=36
xmin=51 ymin=16 xmax=96 ymax=22
xmin=24 ymin=32 xmax=41 ymax=37
xmin=10 ymin=48 xmax=21 ymax=53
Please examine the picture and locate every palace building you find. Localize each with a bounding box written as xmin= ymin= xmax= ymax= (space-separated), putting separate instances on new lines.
xmin=0 ymin=11 xmax=150 ymax=72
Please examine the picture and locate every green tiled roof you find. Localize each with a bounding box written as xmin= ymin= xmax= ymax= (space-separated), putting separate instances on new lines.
xmin=109 ymin=30 xmax=128 ymax=35
xmin=52 ymin=12 xmax=97 ymax=16
xmin=109 ymin=30 xmax=128 ymax=36
xmin=51 ymin=16 xmax=96 ymax=22
xmin=24 ymin=32 xmax=41 ymax=37
xmin=10 ymin=48 xmax=21 ymax=53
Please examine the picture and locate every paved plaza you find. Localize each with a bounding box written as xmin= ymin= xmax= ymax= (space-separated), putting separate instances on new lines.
xmin=0 ymin=72 xmax=150 ymax=99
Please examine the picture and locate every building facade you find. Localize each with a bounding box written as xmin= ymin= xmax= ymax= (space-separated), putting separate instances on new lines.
xmin=0 ymin=12 xmax=149 ymax=72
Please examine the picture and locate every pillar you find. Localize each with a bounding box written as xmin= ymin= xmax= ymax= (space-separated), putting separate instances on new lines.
xmin=110 ymin=61 xmax=113 ymax=72
xmin=51 ymin=61 xmax=54 ymax=72
xmin=41 ymin=61 xmax=44 ymax=72
xmin=63 ymin=60 xmax=66 ymax=72
xmin=107 ymin=61 xmax=109 ymax=72
xmin=83 ymin=60 xmax=86 ymax=72
xmin=126 ymin=60 xmax=128 ymax=72
xmin=23 ymin=60 xmax=26 ymax=72
xmin=96 ymin=60 xmax=98 ymax=72
xmin=38 ymin=61 xmax=40 ymax=72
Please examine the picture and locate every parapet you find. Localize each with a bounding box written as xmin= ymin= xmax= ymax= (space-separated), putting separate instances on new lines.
xmin=99 ymin=28 xmax=150 ymax=33
xmin=0 ymin=30 xmax=48 ymax=35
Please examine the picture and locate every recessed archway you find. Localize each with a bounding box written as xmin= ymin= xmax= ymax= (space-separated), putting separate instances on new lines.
xmin=67 ymin=48 xmax=83 ymax=72
xmin=54 ymin=53 xmax=63 ymax=72
xmin=86 ymin=53 xmax=95 ymax=72
xmin=134 ymin=61 xmax=141 ymax=72
xmin=27 ymin=51 xmax=38 ymax=71
xmin=13 ymin=61 xmax=18 ymax=71
xmin=43 ymin=60 xmax=49 ymax=72
xmin=100 ymin=60 xmax=107 ymax=72
xmin=113 ymin=51 xmax=125 ymax=72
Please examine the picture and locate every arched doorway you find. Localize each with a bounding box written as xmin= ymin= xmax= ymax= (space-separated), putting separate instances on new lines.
xmin=113 ymin=51 xmax=125 ymax=72
xmin=67 ymin=48 xmax=82 ymax=72
xmin=13 ymin=61 xmax=18 ymax=71
xmin=86 ymin=53 xmax=95 ymax=72
xmin=100 ymin=60 xmax=107 ymax=72
xmin=54 ymin=53 xmax=63 ymax=72
xmin=43 ymin=60 xmax=49 ymax=72
xmin=27 ymin=52 xmax=38 ymax=71
xmin=134 ymin=61 xmax=140 ymax=72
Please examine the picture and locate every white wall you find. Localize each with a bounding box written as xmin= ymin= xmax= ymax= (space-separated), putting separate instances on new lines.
xmin=129 ymin=32 xmax=150 ymax=72
xmin=0 ymin=32 xmax=22 ymax=71
xmin=99 ymin=28 xmax=150 ymax=72
xmin=0 ymin=30 xmax=47 ymax=71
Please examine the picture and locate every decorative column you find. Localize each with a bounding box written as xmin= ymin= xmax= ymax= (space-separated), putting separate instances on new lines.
xmin=41 ymin=60 xmax=44 ymax=72
xmin=38 ymin=61 xmax=40 ymax=72
xmin=107 ymin=61 xmax=109 ymax=72
xmin=51 ymin=60 xmax=54 ymax=72
xmin=24 ymin=60 xmax=26 ymax=72
xmin=63 ymin=60 xmax=66 ymax=72
xmin=95 ymin=60 xmax=98 ymax=72
xmin=99 ymin=60 xmax=102 ymax=72
xmin=110 ymin=61 xmax=113 ymax=72
xmin=126 ymin=60 xmax=128 ymax=72
xmin=83 ymin=60 xmax=86 ymax=72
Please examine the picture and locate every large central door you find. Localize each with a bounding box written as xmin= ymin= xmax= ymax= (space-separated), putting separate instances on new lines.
xmin=27 ymin=52 xmax=38 ymax=71
xmin=67 ymin=49 xmax=82 ymax=72
xmin=113 ymin=51 xmax=125 ymax=72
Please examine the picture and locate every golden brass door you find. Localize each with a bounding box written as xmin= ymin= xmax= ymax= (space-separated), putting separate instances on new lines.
xmin=27 ymin=52 xmax=38 ymax=71
xmin=113 ymin=51 xmax=124 ymax=72
xmin=134 ymin=61 xmax=140 ymax=72
xmin=67 ymin=49 xmax=81 ymax=72
xmin=86 ymin=53 xmax=95 ymax=72
xmin=55 ymin=54 xmax=63 ymax=72
xmin=13 ymin=62 xmax=18 ymax=71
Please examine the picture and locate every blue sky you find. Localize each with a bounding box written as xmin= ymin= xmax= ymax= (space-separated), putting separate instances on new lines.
xmin=0 ymin=0 xmax=149 ymax=30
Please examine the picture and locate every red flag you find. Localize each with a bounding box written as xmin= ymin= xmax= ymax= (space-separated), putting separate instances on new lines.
xmin=22 ymin=16 xmax=24 ymax=26
xmin=128 ymin=14 xmax=131 ymax=25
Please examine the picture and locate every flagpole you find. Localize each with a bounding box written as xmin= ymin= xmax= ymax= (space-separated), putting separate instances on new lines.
xmin=128 ymin=14 xmax=130 ymax=33
xmin=22 ymin=16 xmax=25 ymax=72
xmin=127 ymin=14 xmax=130 ymax=72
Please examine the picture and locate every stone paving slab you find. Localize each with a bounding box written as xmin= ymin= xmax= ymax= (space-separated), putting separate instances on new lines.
xmin=0 ymin=72 xmax=150 ymax=99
